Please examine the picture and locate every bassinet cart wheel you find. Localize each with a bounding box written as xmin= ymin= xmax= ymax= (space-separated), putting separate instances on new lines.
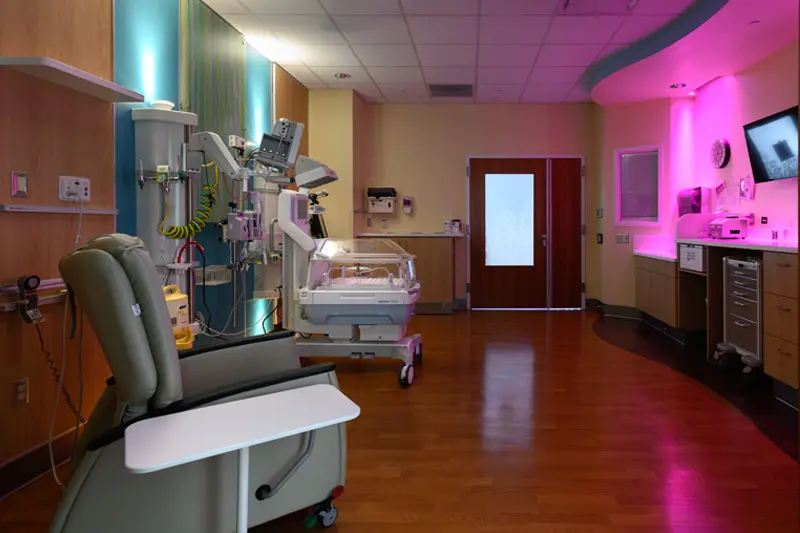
xmin=414 ymin=342 xmax=423 ymax=364
xmin=399 ymin=364 xmax=415 ymax=387
xmin=318 ymin=504 xmax=338 ymax=528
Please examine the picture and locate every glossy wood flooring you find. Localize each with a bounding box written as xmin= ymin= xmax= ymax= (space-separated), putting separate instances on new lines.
xmin=2 ymin=312 xmax=798 ymax=532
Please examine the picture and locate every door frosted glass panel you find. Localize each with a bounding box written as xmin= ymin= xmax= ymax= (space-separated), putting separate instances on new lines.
xmin=485 ymin=173 xmax=534 ymax=266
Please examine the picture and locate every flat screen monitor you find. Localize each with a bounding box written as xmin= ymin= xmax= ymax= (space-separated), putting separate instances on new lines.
xmin=743 ymin=106 xmax=799 ymax=183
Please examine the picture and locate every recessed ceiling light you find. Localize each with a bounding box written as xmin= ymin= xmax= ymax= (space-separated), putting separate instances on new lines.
xmin=689 ymin=91 xmax=696 ymax=96
xmin=626 ymin=0 xmax=640 ymax=9
xmin=334 ymin=72 xmax=352 ymax=79
xmin=670 ymin=83 xmax=687 ymax=89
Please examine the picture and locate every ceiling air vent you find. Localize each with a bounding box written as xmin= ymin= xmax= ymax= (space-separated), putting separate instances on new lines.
xmin=429 ymin=84 xmax=473 ymax=98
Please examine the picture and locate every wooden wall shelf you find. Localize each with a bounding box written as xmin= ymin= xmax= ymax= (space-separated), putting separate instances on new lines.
xmin=0 ymin=57 xmax=143 ymax=102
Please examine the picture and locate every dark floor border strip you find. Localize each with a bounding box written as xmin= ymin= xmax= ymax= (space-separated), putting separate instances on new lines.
xmin=592 ymin=315 xmax=798 ymax=461
xmin=1 ymin=430 xmax=75 ymax=500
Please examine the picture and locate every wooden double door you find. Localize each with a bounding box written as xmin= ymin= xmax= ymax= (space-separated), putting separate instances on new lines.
xmin=469 ymin=157 xmax=583 ymax=309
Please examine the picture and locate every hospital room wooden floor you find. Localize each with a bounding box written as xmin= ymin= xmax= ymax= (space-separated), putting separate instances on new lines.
xmin=2 ymin=312 xmax=798 ymax=532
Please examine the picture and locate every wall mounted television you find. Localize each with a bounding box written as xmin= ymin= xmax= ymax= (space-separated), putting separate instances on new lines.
xmin=743 ymin=106 xmax=799 ymax=183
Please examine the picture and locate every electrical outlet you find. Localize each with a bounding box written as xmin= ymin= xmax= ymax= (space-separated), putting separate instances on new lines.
xmin=596 ymin=208 xmax=604 ymax=219
xmin=615 ymin=234 xmax=630 ymax=244
xmin=228 ymin=135 xmax=246 ymax=150
xmin=366 ymin=217 xmax=372 ymax=227
xmin=597 ymin=233 xmax=603 ymax=244
xmin=761 ymin=216 xmax=768 ymax=224
xmin=381 ymin=218 xmax=388 ymax=229
xmin=13 ymin=377 xmax=29 ymax=405
xmin=59 ymin=176 xmax=91 ymax=202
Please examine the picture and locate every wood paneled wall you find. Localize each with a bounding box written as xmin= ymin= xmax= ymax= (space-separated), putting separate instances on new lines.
xmin=0 ymin=0 xmax=112 ymax=79
xmin=273 ymin=65 xmax=309 ymax=157
xmin=0 ymin=0 xmax=114 ymax=466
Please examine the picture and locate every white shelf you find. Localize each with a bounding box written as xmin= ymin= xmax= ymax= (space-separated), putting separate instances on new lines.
xmin=0 ymin=57 xmax=143 ymax=103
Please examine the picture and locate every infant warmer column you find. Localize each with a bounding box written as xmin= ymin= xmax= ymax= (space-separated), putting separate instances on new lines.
xmin=132 ymin=108 xmax=198 ymax=291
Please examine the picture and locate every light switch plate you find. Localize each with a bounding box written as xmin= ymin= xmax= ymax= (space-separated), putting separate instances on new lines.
xmin=59 ymin=176 xmax=91 ymax=202
xmin=596 ymin=208 xmax=604 ymax=219
xmin=615 ymin=234 xmax=630 ymax=244
xmin=11 ymin=171 xmax=28 ymax=197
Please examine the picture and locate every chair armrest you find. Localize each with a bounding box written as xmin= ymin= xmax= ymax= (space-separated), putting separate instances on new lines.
xmin=179 ymin=331 xmax=301 ymax=397
xmin=87 ymin=363 xmax=336 ymax=452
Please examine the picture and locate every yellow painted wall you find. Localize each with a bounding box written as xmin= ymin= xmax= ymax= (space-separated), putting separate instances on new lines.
xmin=308 ymin=90 xmax=355 ymax=239
xmin=361 ymin=103 xmax=602 ymax=299
xmin=353 ymin=94 xmax=373 ymax=236
xmin=598 ymin=98 xmax=672 ymax=307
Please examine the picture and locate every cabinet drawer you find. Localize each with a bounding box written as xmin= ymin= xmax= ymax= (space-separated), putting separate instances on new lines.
xmin=726 ymin=315 xmax=759 ymax=355
xmin=727 ymin=275 xmax=758 ymax=292
xmin=764 ymin=252 xmax=797 ymax=298
xmin=764 ymin=293 xmax=798 ymax=344
xmin=725 ymin=290 xmax=759 ymax=323
xmin=635 ymin=256 xmax=676 ymax=278
xmin=764 ymin=334 xmax=799 ymax=389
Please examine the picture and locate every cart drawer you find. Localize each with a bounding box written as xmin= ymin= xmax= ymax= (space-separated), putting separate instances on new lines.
xmin=726 ymin=314 xmax=759 ymax=356
xmin=725 ymin=290 xmax=759 ymax=324
xmin=728 ymin=275 xmax=758 ymax=292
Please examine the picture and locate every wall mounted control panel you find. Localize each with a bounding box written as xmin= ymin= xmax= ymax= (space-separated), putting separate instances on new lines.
xmin=59 ymin=176 xmax=91 ymax=202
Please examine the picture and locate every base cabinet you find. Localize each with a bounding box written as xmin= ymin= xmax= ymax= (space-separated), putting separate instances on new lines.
xmin=635 ymin=257 xmax=677 ymax=327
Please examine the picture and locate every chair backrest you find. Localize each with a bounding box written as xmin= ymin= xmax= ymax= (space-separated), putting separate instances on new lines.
xmin=59 ymin=234 xmax=183 ymax=421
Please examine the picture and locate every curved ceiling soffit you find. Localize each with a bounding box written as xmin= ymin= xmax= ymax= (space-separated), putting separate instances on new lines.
xmin=579 ymin=0 xmax=729 ymax=98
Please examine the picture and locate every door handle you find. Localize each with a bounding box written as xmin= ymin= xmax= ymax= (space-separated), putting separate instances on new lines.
xmin=734 ymin=321 xmax=751 ymax=328
xmin=733 ymin=301 xmax=748 ymax=307
xmin=541 ymin=234 xmax=547 ymax=248
xmin=776 ymin=305 xmax=792 ymax=312
xmin=777 ymin=348 xmax=792 ymax=356
xmin=732 ymin=280 xmax=748 ymax=287
xmin=776 ymin=263 xmax=792 ymax=268
xmin=732 ymin=291 xmax=748 ymax=297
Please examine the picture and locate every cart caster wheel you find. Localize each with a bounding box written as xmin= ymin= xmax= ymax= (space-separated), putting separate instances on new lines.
xmin=414 ymin=343 xmax=423 ymax=364
xmin=318 ymin=504 xmax=338 ymax=528
xmin=399 ymin=364 xmax=415 ymax=387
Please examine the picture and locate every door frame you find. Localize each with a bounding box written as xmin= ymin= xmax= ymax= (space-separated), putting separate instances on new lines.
xmin=466 ymin=154 xmax=586 ymax=311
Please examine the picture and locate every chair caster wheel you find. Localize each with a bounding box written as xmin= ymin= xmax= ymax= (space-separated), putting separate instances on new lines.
xmin=399 ymin=364 xmax=415 ymax=387
xmin=414 ymin=342 xmax=423 ymax=364
xmin=318 ymin=504 xmax=338 ymax=528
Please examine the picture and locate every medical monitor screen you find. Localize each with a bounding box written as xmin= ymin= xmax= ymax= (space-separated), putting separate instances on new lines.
xmin=743 ymin=106 xmax=799 ymax=183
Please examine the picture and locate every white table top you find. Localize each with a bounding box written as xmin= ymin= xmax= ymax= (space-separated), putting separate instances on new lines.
xmin=676 ymin=237 xmax=797 ymax=254
xmin=633 ymin=250 xmax=677 ymax=262
xmin=125 ymin=384 xmax=360 ymax=474
xmin=358 ymin=232 xmax=463 ymax=238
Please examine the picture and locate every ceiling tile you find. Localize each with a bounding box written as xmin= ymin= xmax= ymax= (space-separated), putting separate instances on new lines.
xmin=596 ymin=42 xmax=627 ymax=60
xmin=305 ymin=82 xmax=330 ymax=90
xmin=280 ymin=65 xmax=323 ymax=84
xmin=431 ymin=96 xmax=476 ymax=103
xmin=520 ymin=82 xmax=574 ymax=102
xmin=528 ymin=66 xmax=586 ymax=83
xmin=310 ymin=66 xmax=372 ymax=84
xmin=631 ymin=0 xmax=695 ymax=15
xmin=417 ymin=46 xmax=477 ymax=66
xmin=320 ymin=0 xmax=402 ymax=15
xmin=334 ymin=15 xmax=412 ymax=44
xmin=558 ymin=0 xmax=629 ymax=14
xmin=422 ymin=67 xmax=475 ymax=84
xmin=353 ymin=45 xmax=419 ymax=66
xmin=477 ymin=67 xmax=530 ymax=85
xmin=481 ymin=0 xmax=560 ymax=15
xmin=535 ymin=45 xmax=603 ymax=67
xmin=379 ymin=83 xmax=430 ymax=102
xmin=368 ymin=66 xmax=424 ymax=83
xmin=480 ymin=16 xmax=552 ymax=44
xmin=400 ymin=0 xmax=479 ymax=15
xmin=302 ymin=45 xmax=362 ymax=67
xmin=563 ymin=84 xmax=591 ymax=102
xmin=203 ymin=0 xmax=249 ymax=15
xmin=478 ymin=45 xmax=540 ymax=67
xmin=545 ymin=16 xmax=625 ymax=44
xmin=261 ymin=15 xmax=347 ymax=45
xmin=223 ymin=15 xmax=265 ymax=36
xmin=240 ymin=0 xmax=324 ymax=14
xmin=349 ymin=83 xmax=385 ymax=100
xmin=407 ymin=16 xmax=479 ymax=44
xmin=477 ymin=84 xmax=524 ymax=102
xmin=611 ymin=15 xmax=672 ymax=44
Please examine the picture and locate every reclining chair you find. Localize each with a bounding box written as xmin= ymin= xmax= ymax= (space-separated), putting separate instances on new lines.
xmin=51 ymin=234 xmax=348 ymax=533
